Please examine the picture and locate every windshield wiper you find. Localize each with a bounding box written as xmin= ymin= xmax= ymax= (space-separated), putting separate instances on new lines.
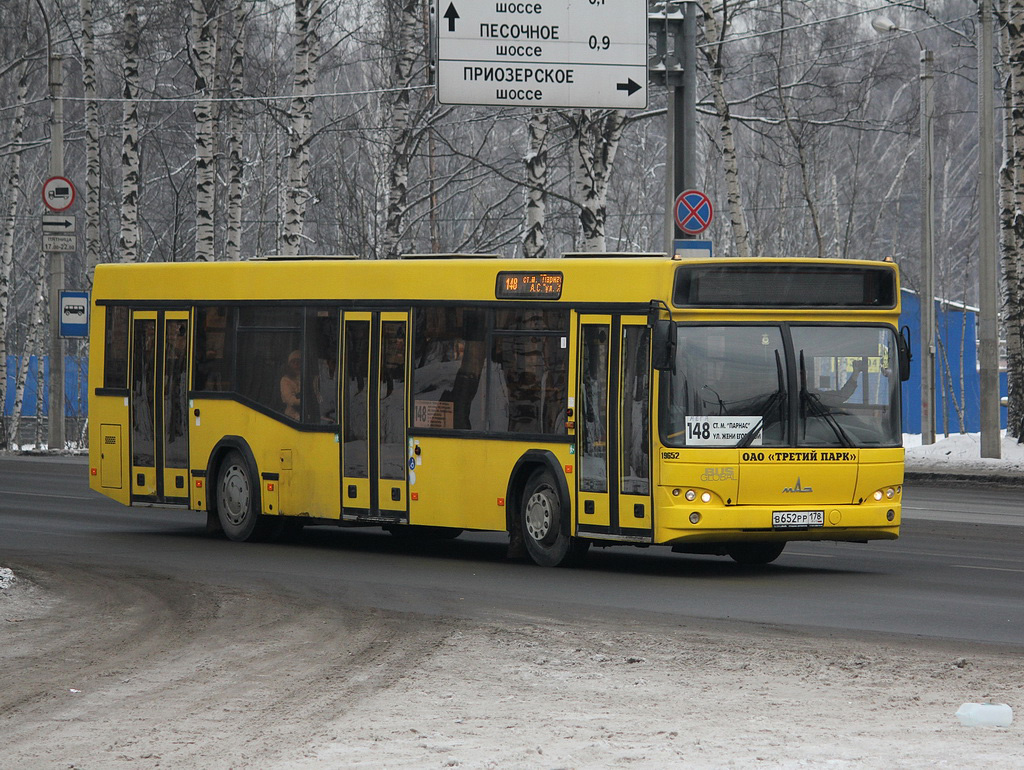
xmin=737 ymin=350 xmax=785 ymax=448
xmin=799 ymin=351 xmax=854 ymax=447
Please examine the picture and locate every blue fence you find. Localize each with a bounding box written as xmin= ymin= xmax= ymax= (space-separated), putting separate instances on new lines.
xmin=899 ymin=290 xmax=1007 ymax=434
xmin=3 ymin=356 xmax=88 ymax=418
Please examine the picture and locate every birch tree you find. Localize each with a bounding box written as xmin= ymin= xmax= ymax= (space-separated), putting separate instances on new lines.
xmin=191 ymin=0 xmax=219 ymax=262
xmin=120 ymin=0 xmax=141 ymax=263
xmin=7 ymin=257 xmax=47 ymax=449
xmin=0 ymin=64 xmax=29 ymax=448
xmin=380 ymin=0 xmax=421 ymax=259
xmin=700 ymin=0 xmax=750 ymax=258
xmin=522 ymin=109 xmax=549 ymax=258
xmin=570 ymin=109 xmax=626 ymax=252
xmin=1002 ymin=0 xmax=1024 ymax=438
xmin=280 ymin=0 xmax=323 ymax=255
xmin=82 ymin=0 xmax=102 ymax=272
xmin=225 ymin=0 xmax=252 ymax=261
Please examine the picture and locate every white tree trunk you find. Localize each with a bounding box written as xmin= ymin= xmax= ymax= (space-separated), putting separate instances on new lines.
xmin=700 ymin=0 xmax=750 ymax=258
xmin=192 ymin=0 xmax=219 ymax=262
xmin=522 ymin=109 xmax=548 ymax=258
xmin=120 ymin=0 xmax=140 ymax=263
xmin=8 ymin=258 xmax=47 ymax=449
xmin=572 ymin=109 xmax=625 ymax=252
xmin=1003 ymin=0 xmax=1024 ymax=437
xmin=280 ymin=0 xmax=322 ymax=256
xmin=0 ymin=65 xmax=28 ymax=448
xmin=225 ymin=0 xmax=252 ymax=261
xmin=380 ymin=0 xmax=420 ymax=259
xmin=82 ymin=0 xmax=102 ymax=272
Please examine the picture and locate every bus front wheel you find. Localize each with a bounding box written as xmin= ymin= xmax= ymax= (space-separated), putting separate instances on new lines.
xmin=726 ymin=542 xmax=786 ymax=566
xmin=520 ymin=468 xmax=588 ymax=568
xmin=216 ymin=450 xmax=261 ymax=542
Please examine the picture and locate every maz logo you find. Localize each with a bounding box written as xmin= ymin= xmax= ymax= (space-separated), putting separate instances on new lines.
xmin=783 ymin=477 xmax=813 ymax=493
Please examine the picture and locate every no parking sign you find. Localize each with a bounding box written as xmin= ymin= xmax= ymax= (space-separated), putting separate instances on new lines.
xmin=674 ymin=189 xmax=713 ymax=235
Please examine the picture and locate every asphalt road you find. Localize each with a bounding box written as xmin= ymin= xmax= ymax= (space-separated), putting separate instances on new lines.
xmin=2 ymin=455 xmax=1022 ymax=647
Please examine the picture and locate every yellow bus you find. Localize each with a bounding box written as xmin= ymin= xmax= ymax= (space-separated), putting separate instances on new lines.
xmin=88 ymin=254 xmax=910 ymax=567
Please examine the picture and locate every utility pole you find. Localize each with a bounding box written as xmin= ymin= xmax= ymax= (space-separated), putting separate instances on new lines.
xmin=35 ymin=0 xmax=66 ymax=452
xmin=920 ymin=49 xmax=936 ymax=445
xmin=651 ymin=1 xmax=699 ymax=255
xmin=978 ymin=0 xmax=1001 ymax=458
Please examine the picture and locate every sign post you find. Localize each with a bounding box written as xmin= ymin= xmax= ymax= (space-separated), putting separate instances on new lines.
xmin=434 ymin=0 xmax=648 ymax=109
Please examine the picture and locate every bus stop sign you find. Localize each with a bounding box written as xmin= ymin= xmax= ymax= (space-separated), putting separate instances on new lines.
xmin=674 ymin=189 xmax=713 ymax=235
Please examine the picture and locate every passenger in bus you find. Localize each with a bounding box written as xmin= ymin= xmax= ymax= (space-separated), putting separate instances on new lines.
xmin=280 ymin=350 xmax=302 ymax=421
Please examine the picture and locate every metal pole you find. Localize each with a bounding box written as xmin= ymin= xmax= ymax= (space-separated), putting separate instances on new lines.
xmin=665 ymin=2 xmax=698 ymax=256
xmin=978 ymin=0 xmax=1001 ymax=458
xmin=920 ymin=50 xmax=936 ymax=444
xmin=46 ymin=45 xmax=66 ymax=452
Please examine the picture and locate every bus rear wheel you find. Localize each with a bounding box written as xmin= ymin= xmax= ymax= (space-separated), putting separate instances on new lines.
xmin=726 ymin=542 xmax=786 ymax=566
xmin=216 ymin=450 xmax=263 ymax=542
xmin=520 ymin=468 xmax=588 ymax=568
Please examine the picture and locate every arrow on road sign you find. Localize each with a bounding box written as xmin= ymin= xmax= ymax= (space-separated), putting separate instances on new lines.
xmin=42 ymin=215 xmax=76 ymax=233
xmin=616 ymin=79 xmax=642 ymax=96
xmin=444 ymin=3 xmax=459 ymax=32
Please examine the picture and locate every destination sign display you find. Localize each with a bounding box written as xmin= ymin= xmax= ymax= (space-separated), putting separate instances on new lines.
xmin=495 ymin=271 xmax=563 ymax=298
xmin=435 ymin=0 xmax=647 ymax=109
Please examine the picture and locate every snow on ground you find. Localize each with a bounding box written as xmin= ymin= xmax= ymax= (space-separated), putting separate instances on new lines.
xmin=905 ymin=431 xmax=1024 ymax=476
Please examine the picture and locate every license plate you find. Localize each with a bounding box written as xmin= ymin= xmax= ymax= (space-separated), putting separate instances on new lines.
xmin=772 ymin=510 xmax=825 ymax=529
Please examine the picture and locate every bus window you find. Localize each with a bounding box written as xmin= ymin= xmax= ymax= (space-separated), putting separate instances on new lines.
xmin=379 ymin=321 xmax=406 ymax=480
xmin=343 ymin=320 xmax=370 ymax=476
xmin=412 ymin=307 xmax=487 ymax=430
xmin=490 ymin=309 xmax=568 ymax=435
xmin=620 ymin=326 xmax=650 ymax=496
xmin=579 ymin=325 xmax=609 ymax=493
xmin=193 ymin=306 xmax=233 ymax=392
xmin=103 ymin=306 xmax=130 ymax=389
xmin=236 ymin=306 xmax=302 ymax=418
xmin=131 ymin=318 xmax=157 ymax=467
xmin=306 ymin=308 xmax=339 ymax=425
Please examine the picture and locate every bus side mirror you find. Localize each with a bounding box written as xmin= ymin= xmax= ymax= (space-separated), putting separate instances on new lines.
xmin=898 ymin=326 xmax=912 ymax=382
xmin=651 ymin=319 xmax=676 ymax=371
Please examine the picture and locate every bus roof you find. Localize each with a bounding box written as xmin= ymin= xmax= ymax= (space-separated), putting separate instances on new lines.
xmin=91 ymin=255 xmax=900 ymax=312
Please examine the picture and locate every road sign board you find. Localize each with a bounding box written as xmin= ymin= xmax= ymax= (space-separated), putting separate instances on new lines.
xmin=42 ymin=214 xmax=76 ymax=233
xmin=59 ymin=290 xmax=89 ymax=338
xmin=674 ymin=189 xmax=713 ymax=235
xmin=435 ymin=0 xmax=648 ymax=109
xmin=42 ymin=233 xmax=76 ymax=253
xmin=42 ymin=176 xmax=76 ymax=212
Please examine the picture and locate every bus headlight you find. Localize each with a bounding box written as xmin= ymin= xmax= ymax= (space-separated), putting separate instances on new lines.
xmin=689 ymin=512 xmax=702 ymax=524
xmin=685 ymin=489 xmax=697 ymax=502
xmin=700 ymin=491 xmax=712 ymax=503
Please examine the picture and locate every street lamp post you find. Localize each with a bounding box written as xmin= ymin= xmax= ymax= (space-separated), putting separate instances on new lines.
xmin=873 ymin=17 xmax=935 ymax=443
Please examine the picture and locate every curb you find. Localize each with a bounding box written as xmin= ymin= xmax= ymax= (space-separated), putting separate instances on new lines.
xmin=904 ymin=470 xmax=1024 ymax=487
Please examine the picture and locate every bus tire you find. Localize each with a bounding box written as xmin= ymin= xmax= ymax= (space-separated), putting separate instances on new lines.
xmin=216 ymin=450 xmax=262 ymax=542
xmin=520 ymin=468 xmax=589 ymax=567
xmin=726 ymin=542 xmax=786 ymax=566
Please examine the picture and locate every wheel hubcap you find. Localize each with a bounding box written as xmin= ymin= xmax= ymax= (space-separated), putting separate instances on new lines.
xmin=220 ymin=464 xmax=250 ymax=527
xmin=525 ymin=489 xmax=553 ymax=541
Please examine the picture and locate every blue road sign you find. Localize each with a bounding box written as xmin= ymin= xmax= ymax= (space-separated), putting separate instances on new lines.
xmin=60 ymin=290 xmax=89 ymax=338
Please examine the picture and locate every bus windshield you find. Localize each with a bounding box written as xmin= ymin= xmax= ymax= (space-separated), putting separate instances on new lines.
xmin=662 ymin=324 xmax=901 ymax=449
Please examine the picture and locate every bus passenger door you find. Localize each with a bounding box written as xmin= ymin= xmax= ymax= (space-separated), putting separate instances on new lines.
xmin=340 ymin=311 xmax=409 ymax=522
xmin=129 ymin=309 xmax=190 ymax=505
xmin=575 ymin=314 xmax=653 ymax=542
